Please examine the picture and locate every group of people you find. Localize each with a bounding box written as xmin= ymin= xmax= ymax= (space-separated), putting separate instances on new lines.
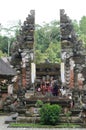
xmin=36 ymin=77 xmax=72 ymax=98
xmin=37 ymin=78 xmax=59 ymax=97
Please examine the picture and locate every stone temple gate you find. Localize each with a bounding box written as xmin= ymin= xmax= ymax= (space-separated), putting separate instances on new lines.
xmin=0 ymin=10 xmax=86 ymax=125
xmin=10 ymin=9 xmax=86 ymax=107
xmin=11 ymin=9 xmax=86 ymax=91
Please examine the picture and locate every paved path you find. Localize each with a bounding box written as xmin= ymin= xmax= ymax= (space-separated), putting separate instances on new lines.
xmin=0 ymin=116 xmax=86 ymax=130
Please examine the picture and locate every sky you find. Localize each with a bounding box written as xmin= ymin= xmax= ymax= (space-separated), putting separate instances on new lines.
xmin=0 ymin=0 xmax=86 ymax=27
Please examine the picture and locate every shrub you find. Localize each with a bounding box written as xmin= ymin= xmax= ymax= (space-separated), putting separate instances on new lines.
xmin=35 ymin=100 xmax=43 ymax=107
xmin=40 ymin=103 xmax=61 ymax=125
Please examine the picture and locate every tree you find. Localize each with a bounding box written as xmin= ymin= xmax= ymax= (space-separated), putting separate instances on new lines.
xmin=0 ymin=21 xmax=21 ymax=56
xmin=35 ymin=20 xmax=60 ymax=53
xmin=45 ymin=42 xmax=61 ymax=63
xmin=35 ymin=20 xmax=61 ymax=63
xmin=0 ymin=36 xmax=9 ymax=53
xmin=79 ymin=16 xmax=86 ymax=35
xmin=35 ymin=50 xmax=47 ymax=64
xmin=68 ymin=18 xmax=86 ymax=49
xmin=72 ymin=20 xmax=80 ymax=36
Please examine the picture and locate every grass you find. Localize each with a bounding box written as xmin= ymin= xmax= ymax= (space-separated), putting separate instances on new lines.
xmin=9 ymin=123 xmax=81 ymax=128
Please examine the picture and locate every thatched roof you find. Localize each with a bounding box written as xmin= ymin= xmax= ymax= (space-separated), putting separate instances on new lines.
xmin=0 ymin=58 xmax=17 ymax=76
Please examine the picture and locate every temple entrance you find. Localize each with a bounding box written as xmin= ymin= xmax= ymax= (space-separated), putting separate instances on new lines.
xmin=9 ymin=9 xmax=86 ymax=105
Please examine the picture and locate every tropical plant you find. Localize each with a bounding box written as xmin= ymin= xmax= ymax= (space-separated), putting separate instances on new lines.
xmin=40 ymin=103 xmax=61 ymax=125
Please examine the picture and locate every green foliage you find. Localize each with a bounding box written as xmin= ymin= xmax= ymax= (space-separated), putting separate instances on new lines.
xmin=35 ymin=50 xmax=47 ymax=64
xmin=0 ymin=36 xmax=8 ymax=54
xmin=72 ymin=20 xmax=80 ymax=36
xmin=79 ymin=16 xmax=86 ymax=35
xmin=9 ymin=123 xmax=81 ymax=128
xmin=78 ymin=16 xmax=86 ymax=47
xmin=0 ymin=35 xmax=16 ymax=56
xmin=35 ymin=100 xmax=43 ymax=107
xmin=35 ymin=20 xmax=60 ymax=53
xmin=40 ymin=103 xmax=61 ymax=125
xmin=45 ymin=42 xmax=61 ymax=63
xmin=35 ymin=20 xmax=61 ymax=63
xmin=79 ymin=34 xmax=86 ymax=47
xmin=35 ymin=24 xmax=50 ymax=52
xmin=71 ymin=18 xmax=86 ymax=50
xmin=0 ymin=50 xmax=6 ymax=57
xmin=0 ymin=21 xmax=21 ymax=56
xmin=35 ymin=42 xmax=61 ymax=63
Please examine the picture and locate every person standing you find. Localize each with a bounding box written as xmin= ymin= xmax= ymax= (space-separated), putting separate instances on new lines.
xmin=40 ymin=82 xmax=46 ymax=95
xmin=53 ymin=81 xmax=58 ymax=96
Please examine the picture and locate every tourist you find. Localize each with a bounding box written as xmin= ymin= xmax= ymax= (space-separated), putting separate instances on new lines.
xmin=40 ymin=82 xmax=46 ymax=95
xmin=50 ymin=77 xmax=54 ymax=87
xmin=52 ymin=81 xmax=58 ymax=96
xmin=45 ymin=82 xmax=52 ymax=97
xmin=70 ymin=99 xmax=74 ymax=109
xmin=60 ymin=86 xmax=66 ymax=96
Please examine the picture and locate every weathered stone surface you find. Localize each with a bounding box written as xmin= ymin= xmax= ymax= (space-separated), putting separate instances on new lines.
xmin=5 ymin=113 xmax=18 ymax=124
